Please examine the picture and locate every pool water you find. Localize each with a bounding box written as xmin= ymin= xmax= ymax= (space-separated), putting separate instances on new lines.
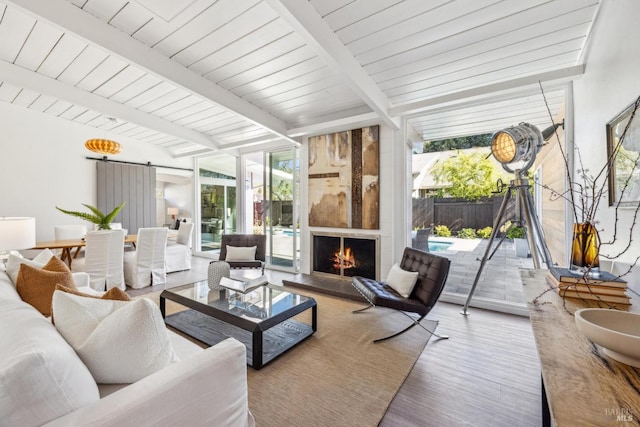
xmin=428 ymin=241 xmax=453 ymax=252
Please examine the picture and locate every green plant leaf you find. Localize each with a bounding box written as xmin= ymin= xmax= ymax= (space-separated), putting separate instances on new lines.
xmin=56 ymin=201 xmax=126 ymax=229
xmin=55 ymin=206 xmax=101 ymax=224
xmin=82 ymin=204 xmax=106 ymax=220
xmin=104 ymin=202 xmax=126 ymax=225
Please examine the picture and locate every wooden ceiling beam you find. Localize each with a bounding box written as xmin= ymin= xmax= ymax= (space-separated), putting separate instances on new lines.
xmin=392 ymin=65 xmax=584 ymax=117
xmin=267 ymin=0 xmax=400 ymax=130
xmin=8 ymin=0 xmax=297 ymax=145
xmin=0 ymin=60 xmax=221 ymax=150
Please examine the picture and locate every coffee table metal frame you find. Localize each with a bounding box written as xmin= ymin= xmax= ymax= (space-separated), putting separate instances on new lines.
xmin=160 ymin=282 xmax=317 ymax=369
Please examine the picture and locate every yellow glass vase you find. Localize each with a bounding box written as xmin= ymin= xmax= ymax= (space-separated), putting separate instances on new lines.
xmin=570 ymin=222 xmax=599 ymax=271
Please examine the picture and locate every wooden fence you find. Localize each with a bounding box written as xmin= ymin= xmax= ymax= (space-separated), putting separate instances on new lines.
xmin=412 ymin=196 xmax=515 ymax=232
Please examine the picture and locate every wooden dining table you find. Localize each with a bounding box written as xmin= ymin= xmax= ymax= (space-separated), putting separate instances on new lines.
xmin=32 ymin=235 xmax=137 ymax=268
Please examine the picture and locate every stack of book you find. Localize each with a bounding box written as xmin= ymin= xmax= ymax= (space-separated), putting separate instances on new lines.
xmin=219 ymin=276 xmax=268 ymax=294
xmin=546 ymin=267 xmax=630 ymax=305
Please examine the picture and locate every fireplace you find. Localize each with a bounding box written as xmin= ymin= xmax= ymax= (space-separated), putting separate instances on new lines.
xmin=312 ymin=233 xmax=379 ymax=280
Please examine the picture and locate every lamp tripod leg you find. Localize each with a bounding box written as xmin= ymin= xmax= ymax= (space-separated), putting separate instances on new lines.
xmin=486 ymin=232 xmax=509 ymax=261
xmin=518 ymin=186 xmax=542 ymax=269
xmin=461 ymin=189 xmax=512 ymax=316
xmin=524 ymin=189 xmax=553 ymax=269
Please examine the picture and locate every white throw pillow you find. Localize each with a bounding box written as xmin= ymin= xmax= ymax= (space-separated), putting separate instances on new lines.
xmin=226 ymin=245 xmax=257 ymax=261
xmin=5 ymin=249 xmax=55 ymax=285
xmin=386 ymin=263 xmax=419 ymax=298
xmin=52 ymin=292 xmax=179 ymax=384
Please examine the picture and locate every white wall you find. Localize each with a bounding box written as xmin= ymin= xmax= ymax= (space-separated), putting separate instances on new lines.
xmin=164 ymin=182 xmax=194 ymax=222
xmin=0 ymin=102 xmax=192 ymax=241
xmin=572 ymin=0 xmax=640 ymax=271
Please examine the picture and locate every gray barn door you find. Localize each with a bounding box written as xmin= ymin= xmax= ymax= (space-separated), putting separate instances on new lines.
xmin=96 ymin=162 xmax=156 ymax=235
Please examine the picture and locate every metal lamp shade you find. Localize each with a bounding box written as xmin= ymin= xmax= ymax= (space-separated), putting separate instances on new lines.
xmin=491 ymin=132 xmax=518 ymax=163
xmin=491 ymin=122 xmax=543 ymax=173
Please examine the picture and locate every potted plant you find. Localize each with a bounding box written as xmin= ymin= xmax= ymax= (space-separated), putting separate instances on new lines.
xmin=56 ymin=202 xmax=126 ymax=230
xmin=506 ymin=224 xmax=529 ymax=258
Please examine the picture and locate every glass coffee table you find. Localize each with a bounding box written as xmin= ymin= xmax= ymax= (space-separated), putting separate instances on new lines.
xmin=160 ymin=281 xmax=317 ymax=369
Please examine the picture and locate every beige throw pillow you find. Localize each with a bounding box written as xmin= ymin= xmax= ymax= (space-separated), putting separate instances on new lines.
xmin=226 ymin=245 xmax=257 ymax=261
xmin=16 ymin=256 xmax=76 ymax=316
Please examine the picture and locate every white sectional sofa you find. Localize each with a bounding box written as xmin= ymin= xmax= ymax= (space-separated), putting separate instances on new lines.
xmin=0 ymin=259 xmax=254 ymax=427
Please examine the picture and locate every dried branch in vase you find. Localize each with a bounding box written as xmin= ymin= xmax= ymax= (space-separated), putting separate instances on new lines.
xmin=537 ymin=84 xmax=640 ymax=280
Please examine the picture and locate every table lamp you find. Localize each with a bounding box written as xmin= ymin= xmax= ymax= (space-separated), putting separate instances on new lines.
xmin=167 ymin=207 xmax=179 ymax=220
xmin=0 ymin=217 xmax=36 ymax=259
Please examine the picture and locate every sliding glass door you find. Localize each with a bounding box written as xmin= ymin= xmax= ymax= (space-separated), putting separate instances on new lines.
xmin=195 ymin=148 xmax=299 ymax=270
xmin=197 ymin=154 xmax=237 ymax=253
xmin=264 ymin=148 xmax=300 ymax=270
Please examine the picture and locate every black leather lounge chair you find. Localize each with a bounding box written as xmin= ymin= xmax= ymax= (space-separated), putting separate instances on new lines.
xmin=351 ymin=247 xmax=450 ymax=343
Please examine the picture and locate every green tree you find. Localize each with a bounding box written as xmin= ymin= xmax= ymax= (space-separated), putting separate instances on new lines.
xmin=423 ymin=134 xmax=491 ymax=153
xmin=431 ymin=151 xmax=509 ymax=200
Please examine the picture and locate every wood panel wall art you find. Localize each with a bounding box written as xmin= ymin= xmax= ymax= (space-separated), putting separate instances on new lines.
xmin=308 ymin=125 xmax=379 ymax=229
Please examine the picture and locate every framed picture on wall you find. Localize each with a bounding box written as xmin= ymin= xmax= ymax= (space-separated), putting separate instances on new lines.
xmin=607 ymin=99 xmax=640 ymax=206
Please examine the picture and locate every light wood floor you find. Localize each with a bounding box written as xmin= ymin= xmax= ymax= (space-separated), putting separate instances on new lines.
xmin=381 ymin=302 xmax=542 ymax=427
xmin=133 ymin=257 xmax=542 ymax=427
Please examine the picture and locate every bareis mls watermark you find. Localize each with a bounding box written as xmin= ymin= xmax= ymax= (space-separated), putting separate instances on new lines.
xmin=605 ymin=408 xmax=634 ymax=422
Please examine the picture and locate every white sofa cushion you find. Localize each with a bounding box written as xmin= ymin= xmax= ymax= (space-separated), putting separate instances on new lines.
xmin=5 ymin=249 xmax=55 ymax=284
xmin=0 ymin=300 xmax=99 ymax=427
xmin=42 ymin=338 xmax=253 ymax=427
xmin=52 ymin=292 xmax=179 ymax=384
xmin=98 ymin=331 xmax=205 ymax=398
xmin=0 ymin=267 xmax=21 ymax=302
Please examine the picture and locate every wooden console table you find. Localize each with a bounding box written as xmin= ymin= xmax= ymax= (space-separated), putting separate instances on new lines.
xmin=520 ymin=269 xmax=640 ymax=426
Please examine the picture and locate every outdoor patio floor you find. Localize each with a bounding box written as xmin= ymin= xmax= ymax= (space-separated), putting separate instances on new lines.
xmin=439 ymin=238 xmax=535 ymax=305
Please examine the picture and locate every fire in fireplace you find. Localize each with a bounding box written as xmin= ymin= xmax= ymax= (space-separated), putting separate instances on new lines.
xmin=331 ymin=247 xmax=356 ymax=270
xmin=312 ymin=233 xmax=378 ymax=280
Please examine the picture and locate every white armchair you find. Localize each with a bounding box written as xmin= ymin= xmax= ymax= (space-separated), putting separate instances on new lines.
xmin=166 ymin=223 xmax=194 ymax=273
xmin=72 ymin=230 xmax=125 ymax=291
xmin=124 ymin=227 xmax=168 ymax=289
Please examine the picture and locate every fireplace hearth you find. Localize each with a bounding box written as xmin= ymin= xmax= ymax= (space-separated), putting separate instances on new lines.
xmin=312 ymin=233 xmax=378 ymax=280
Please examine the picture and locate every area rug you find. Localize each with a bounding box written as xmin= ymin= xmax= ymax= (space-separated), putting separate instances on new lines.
xmin=144 ymin=289 xmax=435 ymax=426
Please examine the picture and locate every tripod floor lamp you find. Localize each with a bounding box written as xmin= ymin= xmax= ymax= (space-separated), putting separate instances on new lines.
xmin=461 ymin=121 xmax=562 ymax=316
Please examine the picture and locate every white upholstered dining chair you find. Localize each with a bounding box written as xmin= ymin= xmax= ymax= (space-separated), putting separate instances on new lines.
xmin=124 ymin=227 xmax=168 ymax=289
xmin=165 ymin=222 xmax=194 ymax=273
xmin=54 ymin=224 xmax=88 ymax=259
xmin=54 ymin=224 xmax=88 ymax=240
xmin=72 ymin=229 xmax=125 ymax=291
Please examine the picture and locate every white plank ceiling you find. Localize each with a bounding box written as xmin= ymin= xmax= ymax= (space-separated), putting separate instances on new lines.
xmin=0 ymin=0 xmax=600 ymax=155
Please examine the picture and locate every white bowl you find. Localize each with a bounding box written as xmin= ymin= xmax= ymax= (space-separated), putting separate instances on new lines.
xmin=575 ymin=308 xmax=640 ymax=368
